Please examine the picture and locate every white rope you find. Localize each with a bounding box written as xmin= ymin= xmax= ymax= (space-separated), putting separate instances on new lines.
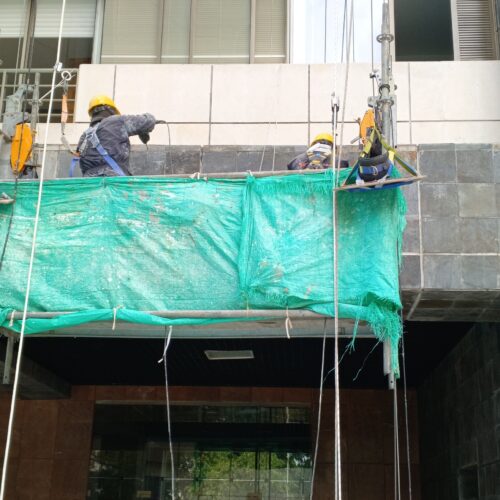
xmin=310 ymin=319 xmax=327 ymax=499
xmin=158 ymin=326 xmax=175 ymax=498
xmin=111 ymin=305 xmax=123 ymax=331
xmin=8 ymin=311 xmax=15 ymax=328
xmin=0 ymin=2 xmax=67 ymax=499
xmin=332 ymin=1 xmax=354 ymax=498
xmin=401 ymin=332 xmax=413 ymax=499
xmin=393 ymin=376 xmax=402 ymax=500
xmin=284 ymin=307 xmax=293 ymax=340
xmin=272 ymin=65 xmax=281 ymax=172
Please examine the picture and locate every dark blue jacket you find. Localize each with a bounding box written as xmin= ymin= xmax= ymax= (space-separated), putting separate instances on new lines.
xmin=77 ymin=113 xmax=156 ymax=177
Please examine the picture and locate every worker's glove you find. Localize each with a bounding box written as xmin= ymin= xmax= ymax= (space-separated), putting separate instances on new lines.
xmin=306 ymin=143 xmax=332 ymax=161
xmin=139 ymin=132 xmax=150 ymax=145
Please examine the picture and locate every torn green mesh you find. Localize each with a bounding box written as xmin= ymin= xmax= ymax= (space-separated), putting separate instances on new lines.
xmin=0 ymin=170 xmax=406 ymax=373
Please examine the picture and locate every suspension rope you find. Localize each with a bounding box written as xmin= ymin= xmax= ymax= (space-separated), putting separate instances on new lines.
xmin=158 ymin=326 xmax=175 ymax=498
xmin=393 ymin=376 xmax=402 ymax=500
xmin=13 ymin=0 xmax=29 ymax=84
xmin=259 ymin=66 xmax=281 ymax=172
xmin=332 ymin=0 xmax=354 ymax=497
xmin=370 ymin=0 xmax=376 ymax=96
xmin=310 ymin=319 xmax=328 ymax=499
xmin=0 ymin=2 xmax=67 ymax=498
xmin=401 ymin=330 xmax=413 ymax=499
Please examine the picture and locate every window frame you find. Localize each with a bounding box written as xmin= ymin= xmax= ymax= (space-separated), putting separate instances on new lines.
xmin=447 ymin=0 xmax=498 ymax=60
xmin=3 ymin=0 xmax=101 ymax=67
xmin=97 ymin=0 xmax=289 ymax=64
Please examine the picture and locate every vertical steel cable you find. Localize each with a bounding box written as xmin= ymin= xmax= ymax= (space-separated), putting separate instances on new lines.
xmin=160 ymin=326 xmax=175 ymax=498
xmin=310 ymin=320 xmax=328 ymax=499
xmin=0 ymin=2 xmax=67 ymax=498
xmin=332 ymin=0 xmax=354 ymax=497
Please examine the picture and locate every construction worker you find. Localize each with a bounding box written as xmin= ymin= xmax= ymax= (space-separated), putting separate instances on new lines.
xmin=75 ymin=95 xmax=156 ymax=177
xmin=287 ymin=133 xmax=348 ymax=170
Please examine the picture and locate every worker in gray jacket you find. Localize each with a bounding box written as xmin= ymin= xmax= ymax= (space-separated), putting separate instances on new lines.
xmin=73 ymin=95 xmax=157 ymax=177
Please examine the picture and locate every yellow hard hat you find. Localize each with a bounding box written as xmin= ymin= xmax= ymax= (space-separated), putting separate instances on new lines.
xmin=311 ymin=133 xmax=334 ymax=146
xmin=88 ymin=95 xmax=120 ymax=116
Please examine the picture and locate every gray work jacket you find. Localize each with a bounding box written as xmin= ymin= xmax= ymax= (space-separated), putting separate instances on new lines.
xmin=77 ymin=113 xmax=156 ymax=177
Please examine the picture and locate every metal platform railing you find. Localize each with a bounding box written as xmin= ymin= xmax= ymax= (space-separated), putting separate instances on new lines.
xmin=0 ymin=68 xmax=78 ymax=123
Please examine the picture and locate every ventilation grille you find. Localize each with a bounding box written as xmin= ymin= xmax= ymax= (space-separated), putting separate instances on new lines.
xmin=456 ymin=0 xmax=496 ymax=59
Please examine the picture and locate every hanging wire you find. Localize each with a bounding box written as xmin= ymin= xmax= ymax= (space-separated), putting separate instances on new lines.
xmin=393 ymin=374 xmax=402 ymax=500
xmin=272 ymin=65 xmax=281 ymax=172
xmin=310 ymin=319 xmax=328 ymax=500
xmin=340 ymin=0 xmax=348 ymax=62
xmin=13 ymin=0 xmax=29 ymax=84
xmin=370 ymin=0 xmax=376 ymax=96
xmin=401 ymin=330 xmax=413 ymax=499
xmin=332 ymin=0 xmax=354 ymax=497
xmin=322 ymin=341 xmax=350 ymax=385
xmin=352 ymin=340 xmax=380 ymax=382
xmin=159 ymin=326 xmax=175 ymax=498
xmin=0 ymin=2 xmax=68 ymax=499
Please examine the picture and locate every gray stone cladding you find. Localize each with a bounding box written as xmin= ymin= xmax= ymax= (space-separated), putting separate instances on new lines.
xmin=418 ymin=323 xmax=500 ymax=500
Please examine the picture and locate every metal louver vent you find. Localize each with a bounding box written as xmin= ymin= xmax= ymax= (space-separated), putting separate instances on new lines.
xmin=456 ymin=0 xmax=496 ymax=59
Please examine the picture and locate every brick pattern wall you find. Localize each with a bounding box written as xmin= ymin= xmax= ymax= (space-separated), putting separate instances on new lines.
xmin=418 ymin=323 xmax=500 ymax=499
xmin=0 ymin=386 xmax=419 ymax=500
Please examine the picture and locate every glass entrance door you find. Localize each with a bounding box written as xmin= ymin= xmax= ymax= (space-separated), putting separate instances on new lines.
xmin=88 ymin=404 xmax=312 ymax=500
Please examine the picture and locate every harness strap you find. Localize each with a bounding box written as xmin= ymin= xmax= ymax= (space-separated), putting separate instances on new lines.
xmin=373 ymin=126 xmax=418 ymax=176
xmin=69 ymin=157 xmax=79 ymax=178
xmin=71 ymin=123 xmax=127 ymax=177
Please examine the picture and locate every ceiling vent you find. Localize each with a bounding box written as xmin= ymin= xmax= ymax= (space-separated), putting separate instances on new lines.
xmin=204 ymin=350 xmax=254 ymax=361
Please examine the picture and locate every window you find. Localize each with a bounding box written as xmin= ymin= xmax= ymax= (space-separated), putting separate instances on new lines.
xmin=290 ymin=0 xmax=383 ymax=63
xmin=100 ymin=0 xmax=287 ymax=64
xmin=0 ymin=0 xmax=97 ymax=122
xmin=395 ymin=0 xmax=454 ymax=61
xmin=451 ymin=0 xmax=498 ymax=59
xmin=396 ymin=0 xmax=498 ymax=61
xmin=88 ymin=404 xmax=312 ymax=499
xmin=0 ymin=0 xmax=97 ymax=69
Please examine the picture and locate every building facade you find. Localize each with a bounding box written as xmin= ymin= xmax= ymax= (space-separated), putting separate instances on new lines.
xmin=0 ymin=1 xmax=499 ymax=500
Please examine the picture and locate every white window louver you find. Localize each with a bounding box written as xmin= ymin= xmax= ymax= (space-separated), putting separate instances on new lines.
xmin=192 ymin=0 xmax=251 ymax=63
xmin=162 ymin=0 xmax=191 ymax=63
xmin=101 ymin=0 xmax=162 ymax=63
xmin=255 ymin=0 xmax=287 ymax=63
xmin=0 ymin=1 xmax=26 ymax=38
xmin=34 ymin=0 xmax=97 ymax=38
xmin=455 ymin=0 xmax=496 ymax=59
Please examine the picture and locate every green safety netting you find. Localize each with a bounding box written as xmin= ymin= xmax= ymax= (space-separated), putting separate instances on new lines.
xmin=0 ymin=170 xmax=406 ymax=371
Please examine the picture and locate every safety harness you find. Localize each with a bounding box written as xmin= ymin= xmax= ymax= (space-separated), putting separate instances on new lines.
xmin=343 ymin=124 xmax=418 ymax=190
xmin=69 ymin=123 xmax=126 ymax=177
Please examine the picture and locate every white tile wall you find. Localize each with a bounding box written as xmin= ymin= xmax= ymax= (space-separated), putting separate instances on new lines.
xmin=211 ymin=65 xmax=308 ymax=123
xmin=113 ymin=65 xmax=212 ymax=122
xmin=410 ymin=61 xmax=500 ymax=121
xmin=70 ymin=62 xmax=500 ymax=145
xmin=74 ymin=65 xmax=116 ymax=123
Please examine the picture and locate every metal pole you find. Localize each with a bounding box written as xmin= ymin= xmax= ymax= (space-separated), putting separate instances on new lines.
xmin=2 ymin=338 xmax=15 ymax=386
xmin=30 ymin=73 xmax=40 ymax=168
xmin=383 ymin=339 xmax=395 ymax=389
xmin=9 ymin=308 xmax=360 ymax=321
xmin=378 ymin=0 xmax=395 ymax=145
xmin=378 ymin=0 xmax=397 ymax=389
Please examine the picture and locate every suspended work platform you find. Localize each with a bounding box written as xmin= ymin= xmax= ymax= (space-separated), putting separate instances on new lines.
xmin=0 ymin=168 xmax=406 ymax=367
